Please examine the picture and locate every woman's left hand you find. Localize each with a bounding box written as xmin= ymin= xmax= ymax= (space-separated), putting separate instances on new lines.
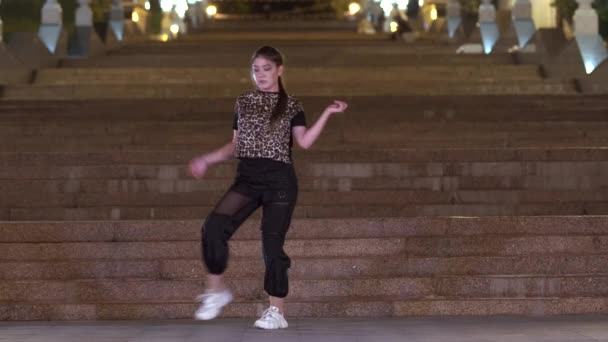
xmin=324 ymin=100 xmax=348 ymax=115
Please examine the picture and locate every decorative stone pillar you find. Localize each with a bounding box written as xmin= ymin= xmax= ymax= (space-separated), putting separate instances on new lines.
xmin=109 ymin=0 xmax=125 ymax=41
xmin=497 ymin=0 xmax=511 ymax=10
xmin=478 ymin=0 xmax=499 ymax=54
xmin=446 ymin=0 xmax=461 ymax=39
xmin=195 ymin=0 xmax=205 ymax=26
xmin=573 ymin=0 xmax=608 ymax=74
xmin=75 ymin=0 xmax=93 ymax=27
xmin=185 ymin=0 xmax=198 ymax=29
xmin=130 ymin=0 xmax=148 ymax=35
xmin=478 ymin=0 xmax=496 ymax=23
xmin=169 ymin=5 xmax=182 ymax=37
xmin=69 ymin=0 xmax=95 ymax=56
xmin=512 ymin=0 xmax=532 ymax=19
xmin=575 ymin=0 xmax=598 ymax=35
xmin=512 ymin=0 xmax=535 ymax=48
xmin=38 ymin=0 xmax=63 ymax=53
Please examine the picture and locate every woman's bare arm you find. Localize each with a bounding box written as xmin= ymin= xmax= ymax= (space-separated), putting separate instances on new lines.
xmin=189 ymin=130 xmax=238 ymax=179
xmin=292 ymin=100 xmax=347 ymax=150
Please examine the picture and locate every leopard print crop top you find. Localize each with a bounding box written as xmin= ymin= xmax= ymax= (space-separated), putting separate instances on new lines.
xmin=233 ymin=91 xmax=306 ymax=164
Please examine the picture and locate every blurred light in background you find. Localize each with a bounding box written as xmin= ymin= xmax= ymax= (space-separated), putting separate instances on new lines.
xmin=390 ymin=21 xmax=398 ymax=32
xmin=160 ymin=0 xmax=174 ymax=12
xmin=159 ymin=0 xmax=189 ymax=17
xmin=206 ymin=5 xmax=218 ymax=17
xmin=174 ymin=0 xmax=189 ymax=17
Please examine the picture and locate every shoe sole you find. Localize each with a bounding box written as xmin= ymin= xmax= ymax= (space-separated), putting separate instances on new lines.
xmin=253 ymin=321 xmax=288 ymax=329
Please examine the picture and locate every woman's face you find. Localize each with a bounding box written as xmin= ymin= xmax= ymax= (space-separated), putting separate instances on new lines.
xmin=251 ymin=56 xmax=283 ymax=92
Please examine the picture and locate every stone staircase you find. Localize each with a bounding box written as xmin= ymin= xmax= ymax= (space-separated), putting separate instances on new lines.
xmin=1 ymin=217 xmax=608 ymax=319
xmin=1 ymin=32 xmax=607 ymax=320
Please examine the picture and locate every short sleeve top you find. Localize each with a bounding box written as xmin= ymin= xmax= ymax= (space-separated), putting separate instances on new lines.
xmin=233 ymin=91 xmax=307 ymax=164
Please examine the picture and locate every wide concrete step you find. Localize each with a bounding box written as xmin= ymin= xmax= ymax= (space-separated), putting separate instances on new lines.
xmin=0 ymin=122 xmax=606 ymax=139
xmin=3 ymin=174 xmax=608 ymax=193
xmin=4 ymin=123 xmax=606 ymax=137
xmin=8 ymin=110 xmax=608 ymax=125
xmin=70 ymin=40 xmax=517 ymax=67
xmin=109 ymin=39 xmax=467 ymax=53
xmin=1 ymin=217 xmax=607 ymax=258
xmin=2 ymin=148 xmax=608 ymax=166
xmin=7 ymin=130 xmax=577 ymax=143
xmin=2 ymin=297 xmax=607 ymax=320
xmin=2 ymin=160 xmax=608 ymax=180
xmin=33 ymin=66 xmax=542 ymax=85
xmin=3 ymin=135 xmax=608 ymax=151
xmin=2 ymin=80 xmax=576 ymax=100
xmin=6 ymin=202 xmax=608 ymax=220
xmin=2 ymin=130 xmax=606 ymax=147
xmin=2 ymin=254 xmax=607 ymax=281
xmin=3 ymin=190 xmax=608 ymax=209
xmin=171 ymin=31 xmax=385 ymax=42
xmin=196 ymin=20 xmax=359 ymax=32
xmin=103 ymin=39 xmax=498 ymax=53
xmin=5 ymin=138 xmax=608 ymax=152
xmin=2 ymin=235 xmax=605 ymax=259
xmin=61 ymin=52 xmax=519 ymax=68
xmin=2 ymin=276 xmax=608 ymax=304
xmin=0 ymin=239 xmax=402 ymax=260
xmin=2 ymin=96 xmax=607 ymax=119
xmin=2 ymin=119 xmax=608 ymax=134
xmin=3 ymin=217 xmax=607 ymax=242
xmin=3 ymin=122 xmax=608 ymax=142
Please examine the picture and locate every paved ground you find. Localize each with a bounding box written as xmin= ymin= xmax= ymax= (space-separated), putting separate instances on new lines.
xmin=1 ymin=315 xmax=608 ymax=342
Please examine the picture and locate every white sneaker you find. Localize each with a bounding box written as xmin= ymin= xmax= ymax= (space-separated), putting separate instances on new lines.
xmin=194 ymin=289 xmax=233 ymax=320
xmin=253 ymin=306 xmax=288 ymax=330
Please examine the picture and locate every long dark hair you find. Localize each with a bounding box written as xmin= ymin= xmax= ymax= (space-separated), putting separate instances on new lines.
xmin=251 ymin=46 xmax=288 ymax=124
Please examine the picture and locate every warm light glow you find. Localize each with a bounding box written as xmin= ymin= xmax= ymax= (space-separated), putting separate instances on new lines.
xmin=144 ymin=1 xmax=150 ymax=10
xmin=348 ymin=2 xmax=361 ymax=15
xmin=131 ymin=12 xmax=140 ymax=23
xmin=206 ymin=5 xmax=218 ymax=17
xmin=430 ymin=6 xmax=438 ymax=20
xmin=170 ymin=24 xmax=180 ymax=34
xmin=390 ymin=21 xmax=398 ymax=32
xmin=161 ymin=34 xmax=169 ymax=42
xmin=418 ymin=0 xmax=424 ymax=6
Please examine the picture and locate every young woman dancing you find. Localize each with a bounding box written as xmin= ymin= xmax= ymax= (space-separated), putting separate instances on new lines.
xmin=189 ymin=46 xmax=348 ymax=329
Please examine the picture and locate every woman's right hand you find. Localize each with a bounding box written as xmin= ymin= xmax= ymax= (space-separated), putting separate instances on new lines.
xmin=189 ymin=157 xmax=209 ymax=179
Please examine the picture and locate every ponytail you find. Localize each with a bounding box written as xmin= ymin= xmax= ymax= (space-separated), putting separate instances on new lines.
xmin=270 ymin=76 xmax=288 ymax=124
